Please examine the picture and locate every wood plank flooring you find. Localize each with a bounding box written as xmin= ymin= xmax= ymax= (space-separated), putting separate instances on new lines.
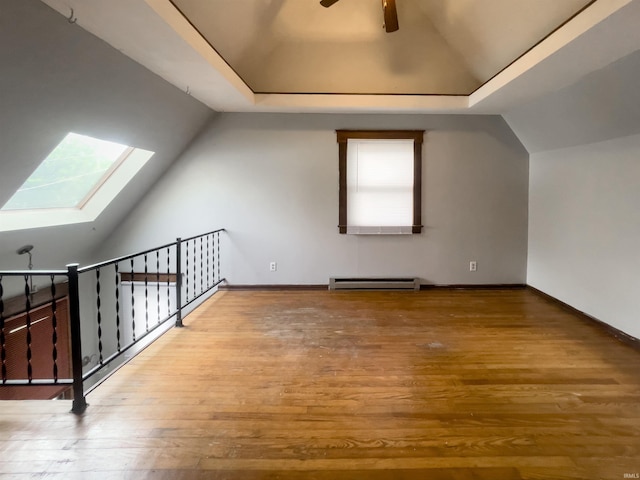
xmin=1 ymin=289 xmax=639 ymax=479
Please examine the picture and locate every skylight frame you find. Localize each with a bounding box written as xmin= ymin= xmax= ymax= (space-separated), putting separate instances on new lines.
xmin=0 ymin=133 xmax=153 ymax=232
xmin=75 ymin=146 xmax=135 ymax=211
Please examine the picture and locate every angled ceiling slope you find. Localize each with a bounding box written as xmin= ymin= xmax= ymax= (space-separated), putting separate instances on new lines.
xmin=41 ymin=0 xmax=640 ymax=113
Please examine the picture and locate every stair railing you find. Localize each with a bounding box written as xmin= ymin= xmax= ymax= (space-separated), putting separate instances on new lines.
xmin=0 ymin=229 xmax=225 ymax=413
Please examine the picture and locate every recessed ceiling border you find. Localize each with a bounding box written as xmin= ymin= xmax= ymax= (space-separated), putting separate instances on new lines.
xmin=145 ymin=0 xmax=254 ymax=103
xmin=145 ymin=0 xmax=633 ymax=113
xmin=471 ymin=0 xmax=633 ymax=108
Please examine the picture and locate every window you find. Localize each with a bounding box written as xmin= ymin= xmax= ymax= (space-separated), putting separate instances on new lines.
xmin=0 ymin=132 xmax=153 ymax=232
xmin=3 ymin=133 xmax=131 ymax=211
xmin=337 ymin=130 xmax=424 ymax=234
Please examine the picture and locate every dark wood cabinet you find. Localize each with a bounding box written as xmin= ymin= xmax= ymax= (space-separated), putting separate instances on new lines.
xmin=0 ymin=297 xmax=72 ymax=400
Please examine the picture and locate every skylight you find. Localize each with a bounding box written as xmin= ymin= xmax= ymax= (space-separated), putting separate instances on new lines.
xmin=0 ymin=132 xmax=153 ymax=232
xmin=2 ymin=133 xmax=131 ymax=211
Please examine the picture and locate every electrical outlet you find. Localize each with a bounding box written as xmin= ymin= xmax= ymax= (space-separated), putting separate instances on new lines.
xmin=469 ymin=261 xmax=477 ymax=272
xmin=269 ymin=261 xmax=277 ymax=272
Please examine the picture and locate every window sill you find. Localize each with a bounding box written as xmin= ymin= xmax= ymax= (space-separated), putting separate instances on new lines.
xmin=339 ymin=225 xmax=422 ymax=235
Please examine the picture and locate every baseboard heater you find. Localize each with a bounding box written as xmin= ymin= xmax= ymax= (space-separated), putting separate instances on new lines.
xmin=329 ymin=277 xmax=420 ymax=291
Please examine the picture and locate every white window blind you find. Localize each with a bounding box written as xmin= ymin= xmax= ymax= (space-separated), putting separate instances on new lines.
xmin=346 ymin=138 xmax=414 ymax=234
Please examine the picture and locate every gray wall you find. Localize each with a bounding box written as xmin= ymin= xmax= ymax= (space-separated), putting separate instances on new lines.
xmin=0 ymin=0 xmax=213 ymax=271
xmin=527 ymin=133 xmax=640 ymax=339
xmin=97 ymin=113 xmax=530 ymax=286
xmin=505 ymin=48 xmax=640 ymax=339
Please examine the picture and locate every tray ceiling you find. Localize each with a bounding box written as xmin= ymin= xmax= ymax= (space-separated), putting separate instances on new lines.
xmin=169 ymin=0 xmax=592 ymax=95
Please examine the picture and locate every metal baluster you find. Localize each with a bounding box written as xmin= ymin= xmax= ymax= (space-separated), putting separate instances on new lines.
xmin=24 ymin=275 xmax=33 ymax=382
xmin=144 ymin=254 xmax=149 ymax=333
xmin=156 ymin=251 xmax=161 ymax=325
xmin=96 ymin=268 xmax=103 ymax=364
xmin=207 ymin=233 xmax=211 ymax=289
xmin=0 ymin=276 xmax=6 ymax=383
xmin=212 ymin=233 xmax=216 ymax=285
xmin=193 ymin=239 xmax=197 ymax=298
xmin=50 ymin=276 xmax=58 ymax=382
xmin=130 ymin=258 xmax=136 ymax=342
xmin=217 ymin=231 xmax=221 ymax=284
xmin=200 ymin=237 xmax=204 ymax=293
xmin=185 ymin=240 xmax=189 ymax=303
xmin=175 ymin=238 xmax=183 ymax=327
xmin=115 ymin=263 xmax=121 ymax=352
xmin=167 ymin=247 xmax=171 ymax=316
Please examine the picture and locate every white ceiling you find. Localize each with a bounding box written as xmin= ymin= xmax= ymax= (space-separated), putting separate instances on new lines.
xmin=40 ymin=0 xmax=640 ymax=114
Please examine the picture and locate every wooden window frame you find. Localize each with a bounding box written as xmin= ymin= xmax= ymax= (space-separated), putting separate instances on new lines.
xmin=336 ymin=130 xmax=424 ymax=234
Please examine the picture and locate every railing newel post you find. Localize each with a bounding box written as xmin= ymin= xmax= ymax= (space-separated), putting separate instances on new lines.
xmin=67 ymin=263 xmax=87 ymax=414
xmin=175 ymin=238 xmax=183 ymax=327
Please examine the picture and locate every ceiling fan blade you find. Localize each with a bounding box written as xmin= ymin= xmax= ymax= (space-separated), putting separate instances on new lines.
xmin=382 ymin=0 xmax=399 ymax=32
xmin=320 ymin=0 xmax=340 ymax=7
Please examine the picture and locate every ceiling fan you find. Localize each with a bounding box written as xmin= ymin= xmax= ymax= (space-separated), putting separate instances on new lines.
xmin=320 ymin=0 xmax=399 ymax=33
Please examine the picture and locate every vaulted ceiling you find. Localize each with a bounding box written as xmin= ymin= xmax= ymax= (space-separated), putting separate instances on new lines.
xmin=40 ymin=0 xmax=640 ymax=113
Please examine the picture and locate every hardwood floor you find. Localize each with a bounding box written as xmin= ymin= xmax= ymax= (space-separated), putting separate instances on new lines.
xmin=1 ymin=289 xmax=639 ymax=479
